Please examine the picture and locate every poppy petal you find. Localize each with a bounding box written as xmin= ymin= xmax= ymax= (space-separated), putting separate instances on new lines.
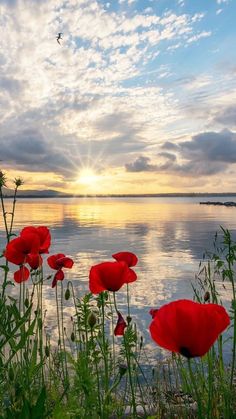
xmin=14 ymin=266 xmax=30 ymax=283
xmin=27 ymin=253 xmax=42 ymax=270
xmin=89 ymin=261 xmax=134 ymax=294
xmin=114 ymin=311 xmax=127 ymax=336
xmin=47 ymin=254 xmax=65 ymax=270
xmin=112 ymin=252 xmax=138 ymax=267
xmin=57 ymin=256 xmax=74 ymax=269
xmin=149 ymin=299 xmax=230 ymax=358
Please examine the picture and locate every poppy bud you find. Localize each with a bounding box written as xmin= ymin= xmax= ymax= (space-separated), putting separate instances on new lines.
xmin=45 ymin=346 xmax=50 ymax=357
xmin=65 ymin=288 xmax=70 ymax=300
xmin=126 ymin=315 xmax=132 ymax=325
xmin=71 ymin=332 xmax=75 ymax=342
xmin=119 ymin=364 xmax=127 ymax=377
xmin=204 ymin=291 xmax=210 ymax=302
xmin=88 ymin=312 xmax=97 ymax=329
xmin=8 ymin=367 xmax=14 ymax=382
xmin=24 ymin=298 xmax=29 ymax=308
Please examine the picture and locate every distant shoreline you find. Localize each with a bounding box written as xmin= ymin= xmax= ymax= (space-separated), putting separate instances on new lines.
xmin=3 ymin=193 xmax=236 ymax=199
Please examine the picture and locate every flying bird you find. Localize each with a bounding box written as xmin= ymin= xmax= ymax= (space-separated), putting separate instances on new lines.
xmin=56 ymin=33 xmax=63 ymax=45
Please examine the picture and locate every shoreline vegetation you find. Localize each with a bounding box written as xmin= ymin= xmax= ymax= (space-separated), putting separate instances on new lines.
xmin=0 ymin=172 xmax=236 ymax=418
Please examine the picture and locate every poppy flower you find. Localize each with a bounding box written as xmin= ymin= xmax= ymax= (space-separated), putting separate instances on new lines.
xmin=47 ymin=253 xmax=74 ymax=288
xmin=21 ymin=226 xmax=51 ymax=254
xmin=4 ymin=234 xmax=40 ymax=266
xmin=149 ymin=299 xmax=230 ymax=358
xmin=114 ymin=311 xmax=127 ymax=336
xmin=112 ymin=251 xmax=138 ymax=267
xmin=89 ymin=261 xmax=137 ymax=294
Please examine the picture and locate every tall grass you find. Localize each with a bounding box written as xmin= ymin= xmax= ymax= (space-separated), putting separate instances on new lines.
xmin=0 ymin=172 xmax=235 ymax=418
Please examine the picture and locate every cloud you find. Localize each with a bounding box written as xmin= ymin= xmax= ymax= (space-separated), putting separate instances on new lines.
xmin=125 ymin=156 xmax=158 ymax=172
xmin=214 ymin=106 xmax=236 ymax=127
xmin=126 ymin=130 xmax=236 ymax=176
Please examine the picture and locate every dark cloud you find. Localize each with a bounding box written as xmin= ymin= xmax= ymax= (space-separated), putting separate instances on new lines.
xmin=0 ymin=129 xmax=75 ymax=176
xmin=180 ymin=130 xmax=236 ymax=163
xmin=214 ymin=106 xmax=236 ymax=127
xmin=125 ymin=156 xmax=158 ymax=172
xmin=126 ymin=129 xmax=236 ymax=176
xmin=161 ymin=141 xmax=179 ymax=151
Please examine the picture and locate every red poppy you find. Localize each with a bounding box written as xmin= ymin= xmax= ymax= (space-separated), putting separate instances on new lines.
xmin=112 ymin=251 xmax=138 ymax=267
xmin=149 ymin=299 xmax=230 ymax=358
xmin=21 ymin=226 xmax=51 ymax=253
xmin=47 ymin=253 xmax=74 ymax=288
xmin=4 ymin=234 xmax=40 ymax=266
xmin=114 ymin=311 xmax=127 ymax=336
xmin=89 ymin=261 xmax=137 ymax=294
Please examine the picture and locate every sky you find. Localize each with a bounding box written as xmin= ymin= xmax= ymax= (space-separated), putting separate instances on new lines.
xmin=0 ymin=0 xmax=236 ymax=194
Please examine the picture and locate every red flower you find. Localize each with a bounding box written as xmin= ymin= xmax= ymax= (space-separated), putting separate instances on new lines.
xmin=114 ymin=311 xmax=127 ymax=336
xmin=112 ymin=251 xmax=138 ymax=267
xmin=5 ymin=234 xmax=40 ymax=266
xmin=149 ymin=299 xmax=230 ymax=358
xmin=21 ymin=226 xmax=51 ymax=253
xmin=47 ymin=253 xmax=74 ymax=288
xmin=89 ymin=261 xmax=137 ymax=294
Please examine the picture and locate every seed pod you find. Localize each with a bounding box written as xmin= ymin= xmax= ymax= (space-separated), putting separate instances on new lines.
xmin=126 ymin=315 xmax=132 ymax=325
xmin=71 ymin=332 xmax=75 ymax=342
xmin=88 ymin=312 xmax=97 ymax=329
xmin=65 ymin=288 xmax=70 ymax=300
xmin=45 ymin=346 xmax=50 ymax=357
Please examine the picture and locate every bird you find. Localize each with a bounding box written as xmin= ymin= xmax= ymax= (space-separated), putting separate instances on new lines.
xmin=56 ymin=33 xmax=63 ymax=45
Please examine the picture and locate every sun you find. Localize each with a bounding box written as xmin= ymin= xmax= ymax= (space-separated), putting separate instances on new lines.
xmin=77 ymin=168 xmax=99 ymax=186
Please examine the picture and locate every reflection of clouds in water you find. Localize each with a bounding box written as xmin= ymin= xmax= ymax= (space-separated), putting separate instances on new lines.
xmin=2 ymin=197 xmax=236 ymax=359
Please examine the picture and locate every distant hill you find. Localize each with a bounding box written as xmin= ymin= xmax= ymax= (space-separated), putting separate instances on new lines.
xmin=2 ymin=187 xmax=68 ymax=198
xmin=2 ymin=188 xmax=236 ymax=198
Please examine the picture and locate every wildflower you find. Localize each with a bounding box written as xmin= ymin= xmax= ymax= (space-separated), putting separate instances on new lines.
xmin=89 ymin=261 xmax=137 ymax=294
xmin=149 ymin=299 xmax=230 ymax=358
xmin=112 ymin=251 xmax=138 ymax=267
xmin=114 ymin=311 xmax=127 ymax=336
xmin=14 ymin=177 xmax=24 ymax=188
xmin=4 ymin=233 xmax=41 ymax=282
xmin=47 ymin=253 xmax=74 ymax=288
xmin=20 ymin=226 xmax=51 ymax=253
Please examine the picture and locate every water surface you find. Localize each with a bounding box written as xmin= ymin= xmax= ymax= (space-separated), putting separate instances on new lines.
xmin=1 ymin=196 xmax=236 ymax=357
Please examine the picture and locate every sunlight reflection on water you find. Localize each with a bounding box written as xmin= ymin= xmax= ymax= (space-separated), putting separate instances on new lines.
xmin=1 ymin=196 xmax=236 ymax=360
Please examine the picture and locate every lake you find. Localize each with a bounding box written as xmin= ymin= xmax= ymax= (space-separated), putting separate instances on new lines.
xmin=1 ymin=196 xmax=236 ymax=358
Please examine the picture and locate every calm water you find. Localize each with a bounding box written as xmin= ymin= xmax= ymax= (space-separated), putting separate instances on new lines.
xmin=1 ymin=196 xmax=236 ymax=357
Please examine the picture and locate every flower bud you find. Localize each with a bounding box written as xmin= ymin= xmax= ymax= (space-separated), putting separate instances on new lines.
xmin=45 ymin=346 xmax=50 ymax=357
xmin=119 ymin=363 xmax=127 ymax=377
xmin=71 ymin=332 xmax=75 ymax=342
xmin=88 ymin=312 xmax=97 ymax=329
xmin=204 ymin=291 xmax=210 ymax=302
xmin=65 ymin=288 xmax=70 ymax=300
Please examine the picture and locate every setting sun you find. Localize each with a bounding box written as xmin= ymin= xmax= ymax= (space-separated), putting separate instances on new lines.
xmin=77 ymin=168 xmax=99 ymax=186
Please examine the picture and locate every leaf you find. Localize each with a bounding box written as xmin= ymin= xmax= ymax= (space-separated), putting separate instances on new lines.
xmin=31 ymin=386 xmax=46 ymax=419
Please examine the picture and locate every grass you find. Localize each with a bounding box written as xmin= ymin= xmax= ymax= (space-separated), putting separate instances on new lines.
xmin=0 ymin=172 xmax=236 ymax=418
